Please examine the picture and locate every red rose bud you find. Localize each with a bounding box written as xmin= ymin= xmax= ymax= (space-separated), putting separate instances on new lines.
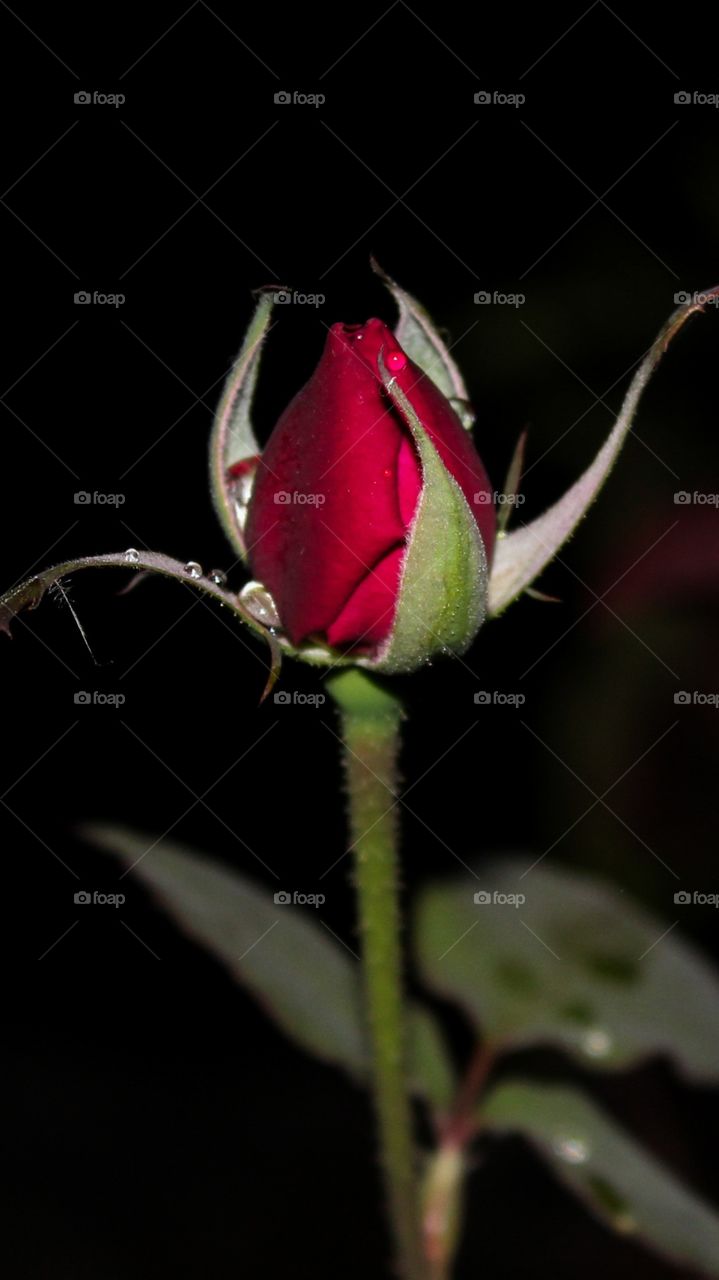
xmin=244 ymin=317 xmax=495 ymax=671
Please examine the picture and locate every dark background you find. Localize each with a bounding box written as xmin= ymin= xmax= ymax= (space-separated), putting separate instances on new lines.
xmin=2 ymin=2 xmax=719 ymax=1275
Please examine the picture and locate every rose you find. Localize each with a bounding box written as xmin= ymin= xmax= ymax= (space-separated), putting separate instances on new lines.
xmin=243 ymin=317 xmax=495 ymax=664
xmin=5 ymin=266 xmax=704 ymax=693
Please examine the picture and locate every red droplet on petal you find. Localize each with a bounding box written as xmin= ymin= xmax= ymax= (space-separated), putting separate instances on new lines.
xmin=386 ymin=350 xmax=407 ymax=372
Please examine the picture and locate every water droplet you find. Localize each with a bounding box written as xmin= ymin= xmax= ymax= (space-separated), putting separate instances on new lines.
xmin=209 ymin=569 xmax=227 ymax=587
xmin=582 ymin=1028 xmax=613 ymax=1059
xmin=231 ymin=468 xmax=257 ymax=518
xmin=553 ymin=1135 xmax=590 ymax=1165
xmin=239 ymin=580 xmax=281 ymax=628
xmin=386 ymin=350 xmax=407 ymax=372
xmin=184 ymin=561 xmax=203 ymax=579
xmin=124 ymin=548 xmax=140 ymax=563
xmin=449 ymin=397 xmax=476 ymax=431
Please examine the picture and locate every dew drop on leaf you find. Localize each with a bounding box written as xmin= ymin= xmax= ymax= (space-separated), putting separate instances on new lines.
xmin=582 ymin=1028 xmax=613 ymax=1059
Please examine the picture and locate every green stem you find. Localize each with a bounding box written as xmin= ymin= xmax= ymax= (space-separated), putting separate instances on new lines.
xmin=328 ymin=668 xmax=427 ymax=1280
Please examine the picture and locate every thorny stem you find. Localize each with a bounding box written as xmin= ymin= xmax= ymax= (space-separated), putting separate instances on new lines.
xmin=328 ymin=669 xmax=427 ymax=1280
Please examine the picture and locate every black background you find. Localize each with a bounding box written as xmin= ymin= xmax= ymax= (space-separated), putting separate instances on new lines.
xmin=3 ymin=2 xmax=719 ymax=1276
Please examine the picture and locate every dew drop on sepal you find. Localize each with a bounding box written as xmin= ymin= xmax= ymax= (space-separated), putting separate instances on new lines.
xmin=184 ymin=561 xmax=203 ymax=579
xmin=552 ymin=1135 xmax=589 ymax=1165
xmin=239 ymin=580 xmax=282 ymax=629
xmin=449 ymin=398 xmax=476 ymax=431
xmin=124 ymin=548 xmax=140 ymax=563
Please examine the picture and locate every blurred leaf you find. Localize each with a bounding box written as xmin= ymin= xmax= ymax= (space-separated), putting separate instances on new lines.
xmin=410 ymin=1008 xmax=455 ymax=1112
xmin=85 ymin=826 xmax=454 ymax=1109
xmin=488 ymin=289 xmax=719 ymax=614
xmin=415 ymin=857 xmax=719 ymax=1081
xmin=0 ymin=550 xmax=281 ymax=698
xmin=482 ymin=1080 xmax=719 ymax=1276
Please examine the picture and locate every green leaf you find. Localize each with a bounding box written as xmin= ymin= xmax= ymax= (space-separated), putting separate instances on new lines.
xmin=372 ymin=258 xmax=470 ymax=406
xmin=0 ymin=549 xmax=281 ymax=698
xmin=482 ymin=1080 xmax=719 ymax=1276
xmin=84 ymin=826 xmax=454 ymax=1110
xmin=488 ymin=290 xmax=719 ymax=614
xmin=209 ymin=292 xmax=274 ymax=560
xmin=415 ymin=856 xmax=719 ymax=1081
xmin=370 ymin=354 xmax=488 ymax=674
